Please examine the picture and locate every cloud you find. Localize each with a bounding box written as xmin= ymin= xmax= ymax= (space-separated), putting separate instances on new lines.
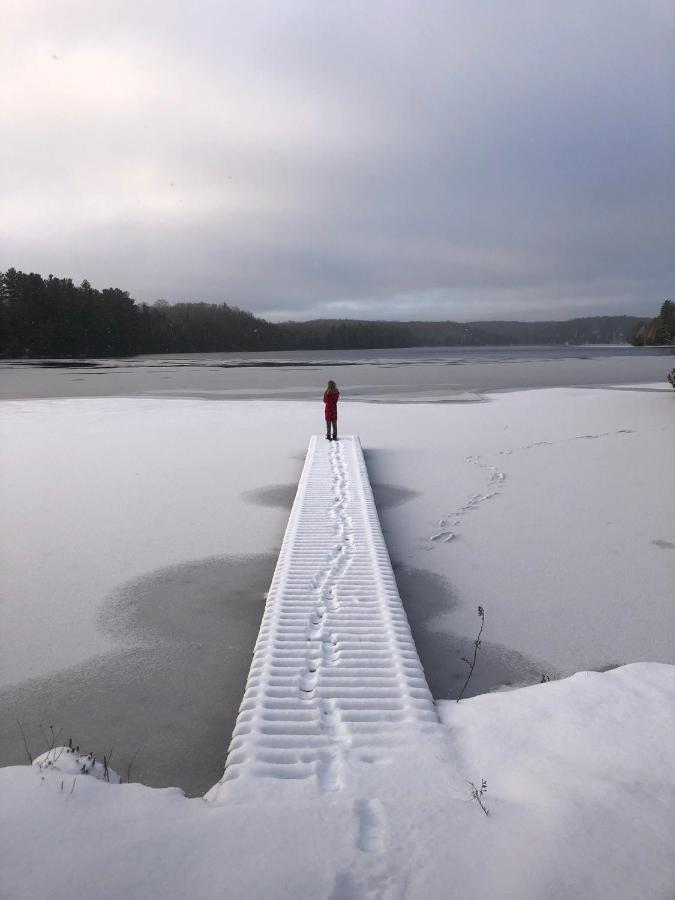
xmin=1 ymin=0 xmax=673 ymax=320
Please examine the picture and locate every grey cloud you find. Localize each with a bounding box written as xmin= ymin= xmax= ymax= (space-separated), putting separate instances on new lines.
xmin=1 ymin=0 xmax=673 ymax=321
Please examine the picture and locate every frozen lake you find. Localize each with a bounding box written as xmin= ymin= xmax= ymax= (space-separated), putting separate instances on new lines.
xmin=1 ymin=346 xmax=673 ymax=795
xmin=1 ymin=344 xmax=670 ymax=401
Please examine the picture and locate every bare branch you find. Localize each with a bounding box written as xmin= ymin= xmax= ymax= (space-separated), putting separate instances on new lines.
xmin=468 ymin=779 xmax=490 ymax=816
xmin=16 ymin=720 xmax=33 ymax=765
xmin=456 ymin=606 xmax=485 ymax=702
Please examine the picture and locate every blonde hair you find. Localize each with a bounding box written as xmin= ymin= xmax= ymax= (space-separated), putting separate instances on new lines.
xmin=326 ymin=380 xmax=338 ymax=393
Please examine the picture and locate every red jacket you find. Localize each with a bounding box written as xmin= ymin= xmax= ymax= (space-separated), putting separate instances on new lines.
xmin=324 ymin=389 xmax=339 ymax=421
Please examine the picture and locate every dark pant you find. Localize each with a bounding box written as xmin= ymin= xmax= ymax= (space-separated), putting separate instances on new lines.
xmin=326 ymin=419 xmax=337 ymax=440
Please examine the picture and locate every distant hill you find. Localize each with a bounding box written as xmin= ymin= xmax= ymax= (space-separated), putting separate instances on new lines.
xmin=0 ymin=268 xmax=650 ymax=357
xmin=277 ymin=315 xmax=646 ymax=349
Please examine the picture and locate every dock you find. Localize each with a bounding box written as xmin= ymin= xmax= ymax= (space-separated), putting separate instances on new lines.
xmin=215 ymin=436 xmax=437 ymax=791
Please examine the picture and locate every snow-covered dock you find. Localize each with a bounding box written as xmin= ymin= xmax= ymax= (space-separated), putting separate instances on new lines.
xmin=218 ymin=435 xmax=437 ymax=790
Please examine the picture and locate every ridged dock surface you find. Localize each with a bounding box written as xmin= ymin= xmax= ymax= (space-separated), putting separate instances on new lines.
xmin=219 ymin=435 xmax=437 ymax=790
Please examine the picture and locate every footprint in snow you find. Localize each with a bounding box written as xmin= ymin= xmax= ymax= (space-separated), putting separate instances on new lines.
xmin=429 ymin=454 xmax=506 ymax=546
xmin=318 ymin=751 xmax=342 ymax=793
xmin=356 ymin=798 xmax=386 ymax=853
xmin=430 ymin=530 xmax=454 ymax=543
xmin=299 ymin=669 xmax=318 ymax=694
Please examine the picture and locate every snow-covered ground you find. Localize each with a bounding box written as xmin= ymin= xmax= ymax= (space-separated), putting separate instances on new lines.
xmin=1 ymin=385 xmax=673 ymax=687
xmin=371 ymin=383 xmax=674 ymax=679
xmin=1 ymin=664 xmax=673 ymax=898
xmin=1 ymin=382 xmax=674 ymax=897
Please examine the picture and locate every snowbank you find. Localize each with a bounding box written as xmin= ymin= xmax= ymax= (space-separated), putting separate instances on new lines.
xmin=32 ymin=745 xmax=121 ymax=784
xmin=1 ymin=664 xmax=673 ymax=899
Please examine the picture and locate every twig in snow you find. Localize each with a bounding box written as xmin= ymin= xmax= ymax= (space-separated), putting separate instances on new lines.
xmin=38 ymin=724 xmax=50 ymax=752
xmin=38 ymin=724 xmax=65 ymax=767
xmin=469 ymin=779 xmax=490 ymax=816
xmin=456 ymin=606 xmax=485 ymax=702
xmin=125 ymin=746 xmax=142 ymax=783
xmin=16 ymin=720 xmax=33 ymax=764
xmin=50 ymin=726 xmax=66 ymax=763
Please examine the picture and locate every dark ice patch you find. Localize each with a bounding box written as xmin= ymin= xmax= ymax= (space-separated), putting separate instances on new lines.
xmin=241 ymin=484 xmax=297 ymax=510
xmin=392 ymin=565 xmax=550 ymax=700
xmin=370 ymin=482 xmax=420 ymax=510
xmin=1 ymin=554 xmax=274 ymax=797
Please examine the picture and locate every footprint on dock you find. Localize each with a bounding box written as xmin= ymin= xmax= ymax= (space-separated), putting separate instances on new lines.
xmin=299 ymin=668 xmax=318 ymax=694
xmin=226 ymin=436 xmax=437 ymax=792
xmin=319 ymin=698 xmax=338 ymax=735
xmin=318 ymin=751 xmax=342 ymax=793
xmin=322 ymin=634 xmax=339 ymax=665
xmin=325 ymin=589 xmax=340 ymax=611
xmin=319 ymin=699 xmax=350 ymax=744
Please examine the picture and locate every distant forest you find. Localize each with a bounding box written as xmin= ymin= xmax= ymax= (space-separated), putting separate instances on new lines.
xmin=629 ymin=300 xmax=674 ymax=347
xmin=0 ymin=268 xmax=651 ymax=358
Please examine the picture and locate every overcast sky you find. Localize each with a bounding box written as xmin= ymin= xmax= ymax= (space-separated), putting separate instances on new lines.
xmin=1 ymin=1 xmax=673 ymax=321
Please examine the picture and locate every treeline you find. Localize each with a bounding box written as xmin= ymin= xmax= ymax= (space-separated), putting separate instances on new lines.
xmin=277 ymin=318 xmax=413 ymax=350
xmin=0 ymin=270 xmax=278 ymax=357
xmin=355 ymin=315 xmax=645 ymax=347
xmin=629 ymin=300 xmax=674 ymax=347
xmin=274 ymin=315 xmax=647 ymax=350
xmin=0 ymin=269 xmax=416 ymax=355
xmin=1 ymin=270 xmax=139 ymax=357
xmin=0 ymin=268 xmax=650 ymax=358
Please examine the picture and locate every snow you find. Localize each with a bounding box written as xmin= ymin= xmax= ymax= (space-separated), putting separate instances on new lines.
xmin=1 ymin=382 xmax=674 ymax=896
xmin=0 ymin=399 xmax=307 ymax=684
xmin=32 ymin=746 xmax=121 ymax=784
xmin=1 ymin=385 xmax=672 ymax=687
xmin=1 ymin=664 xmax=674 ymax=898
xmin=362 ymin=384 xmax=675 ymax=677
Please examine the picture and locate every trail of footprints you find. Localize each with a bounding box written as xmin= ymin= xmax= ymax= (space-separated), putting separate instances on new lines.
xmin=429 ymin=429 xmax=636 ymax=546
xmin=430 ymin=455 xmax=507 ymax=545
xmin=496 ymin=427 xmax=635 ymax=455
xmin=220 ymin=435 xmax=436 ymax=853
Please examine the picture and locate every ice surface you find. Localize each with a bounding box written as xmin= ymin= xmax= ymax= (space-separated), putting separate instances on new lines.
xmin=0 ymin=399 xmax=309 ymax=684
xmin=0 ymin=345 xmax=671 ymax=401
xmin=370 ymin=384 xmax=675 ymax=677
xmin=2 ymin=385 xmax=672 ymax=689
xmin=1 ymin=382 xmax=673 ymax=793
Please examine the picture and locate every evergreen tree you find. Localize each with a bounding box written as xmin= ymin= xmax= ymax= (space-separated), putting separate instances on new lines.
xmin=657 ymin=300 xmax=673 ymax=344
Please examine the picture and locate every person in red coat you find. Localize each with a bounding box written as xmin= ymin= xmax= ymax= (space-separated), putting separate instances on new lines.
xmin=324 ymin=380 xmax=340 ymax=441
